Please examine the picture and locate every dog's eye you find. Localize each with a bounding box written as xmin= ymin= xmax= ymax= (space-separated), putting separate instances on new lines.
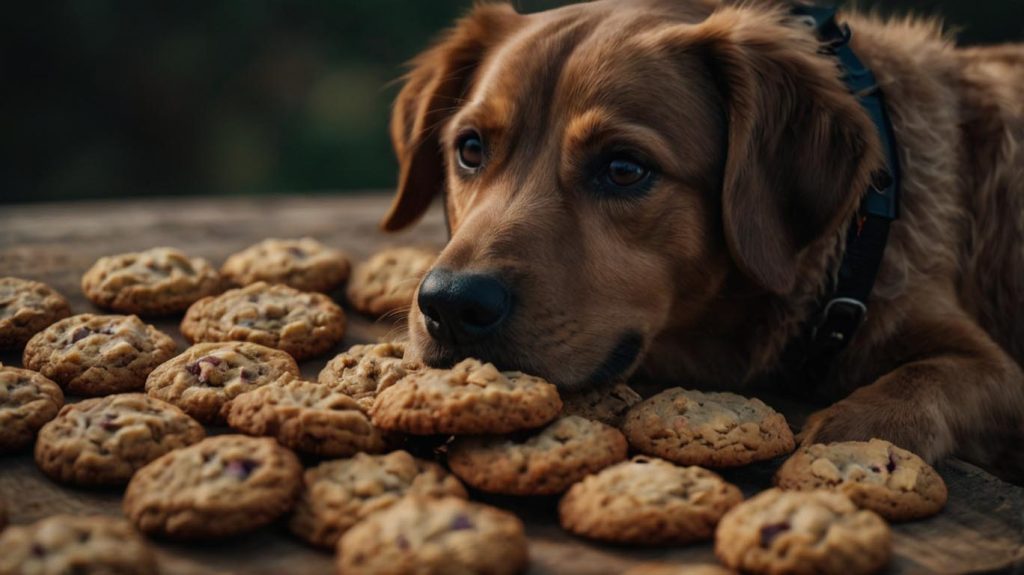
xmin=456 ymin=132 xmax=485 ymax=171
xmin=606 ymin=157 xmax=650 ymax=188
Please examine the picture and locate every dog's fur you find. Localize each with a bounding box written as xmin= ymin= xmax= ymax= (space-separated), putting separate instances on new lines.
xmin=383 ymin=0 xmax=1024 ymax=479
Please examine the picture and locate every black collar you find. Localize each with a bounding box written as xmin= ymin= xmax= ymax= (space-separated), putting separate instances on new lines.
xmin=783 ymin=3 xmax=901 ymax=381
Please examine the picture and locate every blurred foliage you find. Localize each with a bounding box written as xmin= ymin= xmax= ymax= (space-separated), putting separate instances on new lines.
xmin=1 ymin=0 xmax=1020 ymax=203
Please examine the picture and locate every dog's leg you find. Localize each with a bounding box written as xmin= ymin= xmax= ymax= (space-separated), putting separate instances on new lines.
xmin=800 ymin=315 xmax=1024 ymax=471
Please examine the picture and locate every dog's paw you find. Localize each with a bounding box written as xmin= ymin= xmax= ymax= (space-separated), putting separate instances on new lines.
xmin=799 ymin=399 xmax=953 ymax=463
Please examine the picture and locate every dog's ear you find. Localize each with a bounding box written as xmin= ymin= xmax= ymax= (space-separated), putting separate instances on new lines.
xmin=382 ymin=4 xmax=520 ymax=232
xmin=674 ymin=7 xmax=883 ymax=294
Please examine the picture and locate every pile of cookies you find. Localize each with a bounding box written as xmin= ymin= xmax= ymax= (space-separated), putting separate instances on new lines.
xmin=0 ymin=240 xmax=949 ymax=575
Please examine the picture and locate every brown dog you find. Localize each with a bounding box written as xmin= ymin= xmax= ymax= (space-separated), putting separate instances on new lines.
xmin=382 ymin=0 xmax=1024 ymax=479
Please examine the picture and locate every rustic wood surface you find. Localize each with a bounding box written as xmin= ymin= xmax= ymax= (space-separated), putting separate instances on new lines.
xmin=1 ymin=194 xmax=1022 ymax=574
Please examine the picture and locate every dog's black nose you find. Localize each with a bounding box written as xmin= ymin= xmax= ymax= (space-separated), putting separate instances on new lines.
xmin=418 ymin=268 xmax=510 ymax=344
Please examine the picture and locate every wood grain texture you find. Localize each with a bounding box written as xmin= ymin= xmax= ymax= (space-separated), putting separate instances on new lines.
xmin=1 ymin=194 xmax=1022 ymax=574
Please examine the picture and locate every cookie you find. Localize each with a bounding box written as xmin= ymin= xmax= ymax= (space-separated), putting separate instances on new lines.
xmin=561 ymin=383 xmax=642 ymax=428
xmin=180 ymin=281 xmax=346 ymax=360
xmin=81 ymin=247 xmax=222 ymax=315
xmin=623 ymin=387 xmax=794 ymax=468
xmin=23 ymin=314 xmax=177 ymax=396
xmin=146 ymin=341 xmax=300 ymax=424
xmin=221 ymin=237 xmax=351 ymax=293
xmin=370 ymin=358 xmax=562 ymax=435
xmin=337 ymin=496 xmax=528 ymax=575
xmin=0 ymin=277 xmax=71 ymax=350
xmin=34 ymin=393 xmax=204 ymax=486
xmin=318 ymin=342 xmax=419 ymax=410
xmin=558 ymin=456 xmax=743 ymax=545
xmin=123 ymin=434 xmax=302 ymax=538
xmin=448 ymin=415 xmax=628 ymax=495
xmin=289 ymin=450 xmax=467 ymax=548
xmin=0 ymin=365 xmax=64 ymax=453
xmin=715 ymin=488 xmax=891 ymax=575
xmin=623 ymin=565 xmax=735 ymax=575
xmin=346 ymin=246 xmax=436 ymax=316
xmin=0 ymin=515 xmax=157 ymax=575
xmin=224 ymin=374 xmax=388 ymax=458
xmin=774 ymin=438 xmax=948 ymax=521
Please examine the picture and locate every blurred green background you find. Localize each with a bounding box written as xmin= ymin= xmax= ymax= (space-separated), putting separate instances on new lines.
xmin=2 ymin=0 xmax=1020 ymax=204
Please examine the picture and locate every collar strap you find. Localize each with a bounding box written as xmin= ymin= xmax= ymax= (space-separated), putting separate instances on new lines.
xmin=785 ymin=3 xmax=901 ymax=378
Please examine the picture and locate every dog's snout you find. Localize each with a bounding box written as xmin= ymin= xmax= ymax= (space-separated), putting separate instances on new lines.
xmin=418 ymin=268 xmax=511 ymax=345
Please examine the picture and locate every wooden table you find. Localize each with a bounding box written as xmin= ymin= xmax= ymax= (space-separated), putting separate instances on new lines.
xmin=2 ymin=194 xmax=1022 ymax=574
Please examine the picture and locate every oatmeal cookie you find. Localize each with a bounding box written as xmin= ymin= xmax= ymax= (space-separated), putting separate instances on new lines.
xmin=221 ymin=237 xmax=351 ymax=293
xmin=318 ymin=342 xmax=419 ymax=410
xmin=561 ymin=383 xmax=642 ymax=428
xmin=224 ymin=375 xmax=388 ymax=458
xmin=337 ymin=496 xmax=528 ymax=575
xmin=0 ymin=365 xmax=63 ymax=453
xmin=23 ymin=314 xmax=177 ymax=396
xmin=0 ymin=277 xmax=71 ymax=350
xmin=34 ymin=393 xmax=204 ymax=486
xmin=558 ymin=456 xmax=743 ymax=545
xmin=81 ymin=247 xmax=222 ymax=315
xmin=0 ymin=515 xmax=157 ymax=575
xmin=145 ymin=341 xmax=299 ymax=424
xmin=623 ymin=388 xmax=794 ymax=468
xmin=774 ymin=438 xmax=947 ymax=521
xmin=289 ymin=450 xmax=467 ymax=548
xmin=448 ymin=415 xmax=628 ymax=495
xmin=123 ymin=434 xmax=303 ymax=538
xmin=715 ymin=488 xmax=891 ymax=575
xmin=180 ymin=281 xmax=345 ymax=360
xmin=370 ymin=358 xmax=562 ymax=435
xmin=346 ymin=247 xmax=436 ymax=316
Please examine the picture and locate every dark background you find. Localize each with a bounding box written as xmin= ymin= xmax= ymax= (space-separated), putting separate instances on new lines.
xmin=2 ymin=0 xmax=1021 ymax=204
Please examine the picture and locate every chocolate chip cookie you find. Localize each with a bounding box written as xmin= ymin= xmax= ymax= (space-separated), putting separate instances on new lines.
xmin=623 ymin=387 xmax=795 ymax=468
xmin=289 ymin=450 xmax=467 ymax=548
xmin=448 ymin=415 xmax=628 ymax=495
xmin=370 ymin=358 xmax=562 ymax=435
xmin=346 ymin=246 xmax=436 ymax=316
xmin=561 ymin=383 xmax=643 ymax=428
xmin=35 ymin=393 xmax=204 ymax=486
xmin=715 ymin=488 xmax=891 ymax=575
xmin=123 ymin=434 xmax=303 ymax=538
xmin=221 ymin=237 xmax=351 ymax=293
xmin=558 ymin=456 xmax=743 ymax=545
xmin=146 ymin=341 xmax=300 ymax=424
xmin=337 ymin=496 xmax=529 ymax=575
xmin=0 ymin=515 xmax=157 ymax=575
xmin=180 ymin=281 xmax=346 ymax=360
xmin=318 ymin=341 xmax=419 ymax=410
xmin=224 ymin=374 xmax=388 ymax=458
xmin=81 ymin=247 xmax=222 ymax=315
xmin=23 ymin=314 xmax=177 ymax=396
xmin=0 ymin=365 xmax=64 ymax=453
xmin=775 ymin=438 xmax=948 ymax=521
xmin=0 ymin=277 xmax=72 ymax=350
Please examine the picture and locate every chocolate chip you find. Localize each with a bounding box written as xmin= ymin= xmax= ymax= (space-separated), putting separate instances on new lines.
xmin=198 ymin=356 xmax=222 ymax=367
xmin=70 ymin=327 xmax=92 ymax=343
xmin=185 ymin=362 xmax=201 ymax=377
xmin=100 ymin=413 xmax=119 ymax=432
xmin=760 ymin=522 xmax=790 ymax=547
xmin=869 ymin=466 xmax=881 ymax=473
xmin=287 ymin=246 xmax=306 ymax=258
xmin=239 ymin=368 xmax=252 ymax=380
xmin=886 ymin=453 xmax=897 ymax=473
xmin=226 ymin=459 xmax=260 ymax=480
xmin=396 ymin=534 xmax=410 ymax=550
xmin=32 ymin=543 xmax=45 ymax=557
xmin=450 ymin=514 xmax=474 ymax=531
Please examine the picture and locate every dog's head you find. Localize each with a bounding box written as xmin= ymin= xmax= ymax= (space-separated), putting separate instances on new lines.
xmin=385 ymin=0 xmax=880 ymax=390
